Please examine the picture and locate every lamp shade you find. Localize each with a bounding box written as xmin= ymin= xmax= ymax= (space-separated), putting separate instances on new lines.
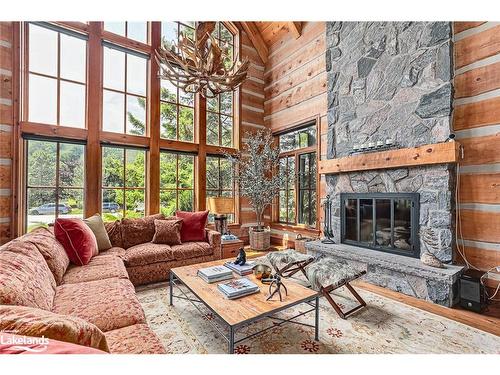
xmin=206 ymin=197 xmax=234 ymax=215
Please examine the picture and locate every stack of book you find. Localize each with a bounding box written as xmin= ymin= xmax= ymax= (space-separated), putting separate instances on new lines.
xmin=197 ymin=265 xmax=233 ymax=283
xmin=217 ymin=278 xmax=260 ymax=300
xmin=224 ymin=261 xmax=255 ymax=276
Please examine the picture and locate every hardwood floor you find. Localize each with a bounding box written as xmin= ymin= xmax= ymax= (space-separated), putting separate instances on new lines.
xmin=354 ymin=281 xmax=500 ymax=336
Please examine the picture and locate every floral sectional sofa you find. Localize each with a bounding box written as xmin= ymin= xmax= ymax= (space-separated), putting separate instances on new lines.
xmin=0 ymin=214 xmax=222 ymax=354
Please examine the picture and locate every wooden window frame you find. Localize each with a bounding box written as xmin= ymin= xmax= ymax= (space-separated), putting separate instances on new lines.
xmin=102 ymin=43 xmax=149 ymax=136
xmin=22 ymin=22 xmax=88 ymax=129
xmin=273 ymin=118 xmax=320 ymax=231
xmin=16 ymin=21 xmax=241 ymax=235
xmin=159 ymin=150 xmax=196 ymax=215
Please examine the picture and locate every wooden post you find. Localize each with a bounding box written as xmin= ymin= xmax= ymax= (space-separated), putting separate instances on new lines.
xmin=147 ymin=22 xmax=161 ymax=215
xmin=84 ymin=22 xmax=103 ymax=217
xmin=196 ymin=93 xmax=207 ymax=211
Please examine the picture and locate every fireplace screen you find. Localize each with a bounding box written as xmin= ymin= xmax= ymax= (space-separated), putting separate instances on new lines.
xmin=340 ymin=193 xmax=419 ymax=258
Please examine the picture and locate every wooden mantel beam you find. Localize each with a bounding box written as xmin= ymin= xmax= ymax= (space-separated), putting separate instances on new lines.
xmin=240 ymin=21 xmax=268 ymax=64
xmin=289 ymin=22 xmax=302 ymax=39
xmin=319 ymin=141 xmax=461 ymax=174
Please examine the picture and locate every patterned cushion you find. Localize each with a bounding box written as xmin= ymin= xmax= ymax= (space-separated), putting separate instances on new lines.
xmin=170 ymin=241 xmax=213 ymax=261
xmin=0 ymin=239 xmax=56 ymax=311
xmin=152 ymin=219 xmax=182 ymax=245
xmin=104 ymin=221 xmax=124 ymax=249
xmin=105 ymin=324 xmax=166 ymax=354
xmin=52 ymin=278 xmax=145 ymax=332
xmin=126 ymin=254 xmax=217 ymax=286
xmin=62 ymin=255 xmax=129 ymax=284
xmin=305 ymin=257 xmax=366 ymax=291
xmin=122 ymin=243 xmax=175 ymax=267
xmin=19 ymin=227 xmax=69 ymax=285
xmin=0 ymin=305 xmax=109 ymax=352
xmin=96 ymin=246 xmax=126 ymax=259
xmin=120 ymin=214 xmax=164 ymax=249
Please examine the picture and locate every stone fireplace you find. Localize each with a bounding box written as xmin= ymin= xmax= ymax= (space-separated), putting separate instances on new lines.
xmin=306 ymin=21 xmax=464 ymax=306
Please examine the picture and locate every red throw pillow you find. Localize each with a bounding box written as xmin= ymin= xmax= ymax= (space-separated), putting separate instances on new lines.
xmin=175 ymin=210 xmax=209 ymax=242
xmin=54 ymin=218 xmax=98 ymax=266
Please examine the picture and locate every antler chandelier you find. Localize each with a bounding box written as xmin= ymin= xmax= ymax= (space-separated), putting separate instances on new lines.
xmin=156 ymin=22 xmax=249 ymax=98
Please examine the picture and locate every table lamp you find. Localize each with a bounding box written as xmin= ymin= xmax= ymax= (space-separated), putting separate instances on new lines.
xmin=206 ymin=197 xmax=234 ymax=235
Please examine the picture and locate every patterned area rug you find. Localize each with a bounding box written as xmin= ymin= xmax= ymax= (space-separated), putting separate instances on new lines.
xmin=136 ymin=282 xmax=500 ymax=354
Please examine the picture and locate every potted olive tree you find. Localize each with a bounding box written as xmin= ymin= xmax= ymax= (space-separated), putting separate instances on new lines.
xmin=224 ymin=130 xmax=281 ymax=250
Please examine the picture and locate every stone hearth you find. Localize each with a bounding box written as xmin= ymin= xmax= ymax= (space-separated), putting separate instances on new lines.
xmin=306 ymin=241 xmax=463 ymax=306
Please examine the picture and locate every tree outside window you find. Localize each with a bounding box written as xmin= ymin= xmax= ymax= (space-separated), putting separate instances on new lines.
xmin=26 ymin=139 xmax=85 ymax=231
xmin=101 ymin=146 xmax=146 ymax=221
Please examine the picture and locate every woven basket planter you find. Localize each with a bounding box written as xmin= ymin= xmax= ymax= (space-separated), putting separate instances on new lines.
xmin=249 ymin=227 xmax=271 ymax=251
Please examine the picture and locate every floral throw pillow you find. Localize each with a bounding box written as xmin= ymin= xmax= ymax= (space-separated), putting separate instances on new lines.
xmin=151 ymin=219 xmax=183 ymax=245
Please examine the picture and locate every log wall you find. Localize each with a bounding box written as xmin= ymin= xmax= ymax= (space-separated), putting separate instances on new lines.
xmin=453 ymin=22 xmax=500 ymax=271
xmin=0 ymin=22 xmax=15 ymax=245
xmin=263 ymin=22 xmax=327 ymax=245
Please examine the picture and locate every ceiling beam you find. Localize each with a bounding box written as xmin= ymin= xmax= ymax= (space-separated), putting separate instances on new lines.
xmin=289 ymin=22 xmax=302 ymax=39
xmin=240 ymin=21 xmax=268 ymax=64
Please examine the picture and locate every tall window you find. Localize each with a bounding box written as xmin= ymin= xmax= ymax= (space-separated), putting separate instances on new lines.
xmin=104 ymin=22 xmax=149 ymax=44
xmin=277 ymin=124 xmax=317 ymax=227
xmin=26 ymin=139 xmax=85 ymax=231
xmin=101 ymin=146 xmax=146 ymax=221
xmin=102 ymin=45 xmax=148 ymax=135
xmin=206 ymin=155 xmax=235 ymax=222
xmin=207 ymin=22 xmax=235 ymax=147
xmin=26 ymin=23 xmax=87 ymax=128
xmin=160 ymin=151 xmax=195 ymax=215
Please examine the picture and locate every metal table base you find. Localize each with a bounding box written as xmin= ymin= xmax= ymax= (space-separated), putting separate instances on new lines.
xmin=169 ymin=271 xmax=320 ymax=354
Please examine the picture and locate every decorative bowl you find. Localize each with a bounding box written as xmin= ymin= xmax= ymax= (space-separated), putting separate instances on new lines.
xmin=252 ymin=264 xmax=272 ymax=280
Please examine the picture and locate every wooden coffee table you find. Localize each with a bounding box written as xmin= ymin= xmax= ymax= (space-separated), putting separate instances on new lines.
xmin=169 ymin=259 xmax=320 ymax=354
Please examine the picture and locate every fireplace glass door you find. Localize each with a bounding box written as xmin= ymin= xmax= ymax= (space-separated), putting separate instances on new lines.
xmin=340 ymin=193 xmax=419 ymax=258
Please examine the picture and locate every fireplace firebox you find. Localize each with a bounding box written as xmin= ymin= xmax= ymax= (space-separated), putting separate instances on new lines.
xmin=340 ymin=193 xmax=420 ymax=258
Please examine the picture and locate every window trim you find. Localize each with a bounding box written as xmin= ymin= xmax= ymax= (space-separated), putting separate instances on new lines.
xmin=23 ymin=22 xmax=88 ymax=128
xmin=273 ymin=118 xmax=320 ymax=230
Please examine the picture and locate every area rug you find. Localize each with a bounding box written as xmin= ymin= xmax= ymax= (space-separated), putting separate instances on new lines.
xmin=135 ymin=282 xmax=500 ymax=354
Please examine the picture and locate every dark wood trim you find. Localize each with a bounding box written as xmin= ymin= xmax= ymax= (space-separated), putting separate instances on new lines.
xmin=195 ymin=92 xmax=207 ymax=211
xmin=85 ymin=22 xmax=103 ymax=217
xmin=147 ymin=22 xmax=161 ymax=215
xmin=101 ymin=30 xmax=151 ymax=55
xmin=52 ymin=22 xmax=89 ymax=33
xmin=12 ymin=22 xmax=22 ymax=237
xmin=20 ymin=121 xmax=88 ymax=140
xmin=99 ymin=131 xmax=150 ymax=148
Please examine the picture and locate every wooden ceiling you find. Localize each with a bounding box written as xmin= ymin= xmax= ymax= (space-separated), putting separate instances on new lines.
xmin=238 ymin=22 xmax=303 ymax=64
